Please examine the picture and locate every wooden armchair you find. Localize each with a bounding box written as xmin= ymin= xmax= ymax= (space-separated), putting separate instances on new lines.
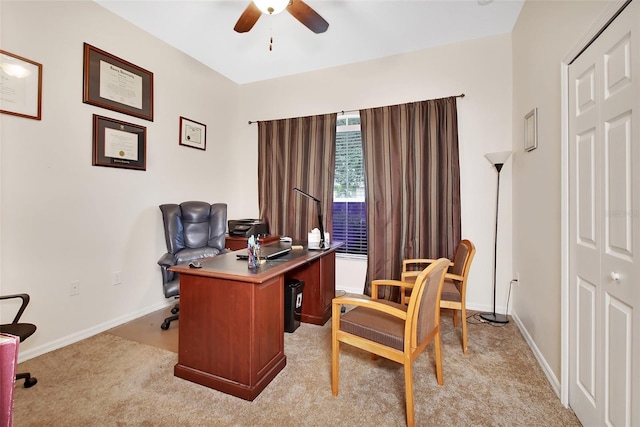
xmin=331 ymin=258 xmax=450 ymax=427
xmin=401 ymin=240 xmax=476 ymax=353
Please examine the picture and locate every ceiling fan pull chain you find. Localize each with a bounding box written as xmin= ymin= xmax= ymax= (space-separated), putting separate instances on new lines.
xmin=269 ymin=16 xmax=274 ymax=51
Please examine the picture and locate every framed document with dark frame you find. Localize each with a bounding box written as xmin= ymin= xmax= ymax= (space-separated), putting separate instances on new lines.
xmin=92 ymin=114 xmax=146 ymax=171
xmin=524 ymin=108 xmax=538 ymax=152
xmin=179 ymin=116 xmax=207 ymax=150
xmin=83 ymin=43 xmax=154 ymax=121
xmin=0 ymin=50 xmax=43 ymax=120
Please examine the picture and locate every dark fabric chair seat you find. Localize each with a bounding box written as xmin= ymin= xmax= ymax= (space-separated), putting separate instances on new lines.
xmin=1 ymin=323 xmax=36 ymax=340
xmin=441 ymin=279 xmax=462 ymax=303
xmin=340 ymin=301 xmax=407 ymax=351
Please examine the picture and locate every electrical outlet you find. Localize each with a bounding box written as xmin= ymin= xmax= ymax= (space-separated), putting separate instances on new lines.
xmin=70 ymin=281 xmax=80 ymax=296
xmin=113 ymin=271 xmax=122 ymax=286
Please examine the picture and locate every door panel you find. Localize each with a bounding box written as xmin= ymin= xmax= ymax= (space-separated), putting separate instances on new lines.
xmin=576 ymin=278 xmax=596 ymax=405
xmin=577 ymin=130 xmax=597 ymax=247
xmin=568 ymin=2 xmax=638 ymax=426
xmin=604 ymin=113 xmax=632 ymax=259
xmin=605 ymin=296 xmax=632 ymax=426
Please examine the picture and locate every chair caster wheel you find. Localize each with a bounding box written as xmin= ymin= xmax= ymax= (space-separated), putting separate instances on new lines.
xmin=171 ymin=307 xmax=179 ymax=315
xmin=160 ymin=321 xmax=170 ymax=330
xmin=24 ymin=377 xmax=37 ymax=388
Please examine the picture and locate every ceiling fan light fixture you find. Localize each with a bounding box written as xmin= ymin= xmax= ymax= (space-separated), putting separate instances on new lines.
xmin=253 ymin=0 xmax=290 ymax=15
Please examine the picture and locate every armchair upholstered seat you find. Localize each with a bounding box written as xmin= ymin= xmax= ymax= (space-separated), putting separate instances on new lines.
xmin=158 ymin=201 xmax=227 ymax=330
xmin=331 ymin=258 xmax=450 ymax=427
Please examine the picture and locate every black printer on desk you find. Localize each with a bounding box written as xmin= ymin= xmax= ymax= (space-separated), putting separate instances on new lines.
xmin=228 ymin=219 xmax=269 ymax=237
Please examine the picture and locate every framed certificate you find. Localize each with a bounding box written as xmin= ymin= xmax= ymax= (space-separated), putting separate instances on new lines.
xmin=92 ymin=115 xmax=146 ymax=170
xmin=179 ymin=116 xmax=207 ymax=150
xmin=0 ymin=50 xmax=42 ymax=120
xmin=83 ymin=43 xmax=154 ymax=121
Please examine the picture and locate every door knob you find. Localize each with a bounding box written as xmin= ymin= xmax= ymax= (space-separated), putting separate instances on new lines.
xmin=610 ymin=272 xmax=620 ymax=281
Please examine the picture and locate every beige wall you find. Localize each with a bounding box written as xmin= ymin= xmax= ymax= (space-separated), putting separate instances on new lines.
xmin=511 ymin=0 xmax=610 ymax=393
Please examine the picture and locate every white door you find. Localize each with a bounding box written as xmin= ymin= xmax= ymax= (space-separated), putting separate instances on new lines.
xmin=569 ymin=1 xmax=639 ymax=426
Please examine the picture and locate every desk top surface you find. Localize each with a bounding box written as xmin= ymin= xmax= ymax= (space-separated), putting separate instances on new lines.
xmin=169 ymin=241 xmax=343 ymax=284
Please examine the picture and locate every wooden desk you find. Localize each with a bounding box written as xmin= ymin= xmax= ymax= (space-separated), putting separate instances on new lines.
xmin=169 ymin=242 xmax=342 ymax=400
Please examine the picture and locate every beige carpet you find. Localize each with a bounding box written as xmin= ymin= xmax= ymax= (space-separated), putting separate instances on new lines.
xmin=11 ymin=311 xmax=580 ymax=426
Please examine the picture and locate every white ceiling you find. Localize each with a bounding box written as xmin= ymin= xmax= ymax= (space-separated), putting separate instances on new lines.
xmin=95 ymin=0 xmax=525 ymax=85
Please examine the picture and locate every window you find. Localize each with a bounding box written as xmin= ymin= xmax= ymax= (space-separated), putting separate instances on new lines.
xmin=332 ymin=114 xmax=366 ymax=256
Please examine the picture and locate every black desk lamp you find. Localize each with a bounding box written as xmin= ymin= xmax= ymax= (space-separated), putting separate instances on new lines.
xmin=293 ymin=187 xmax=328 ymax=250
xmin=479 ymin=151 xmax=511 ymax=324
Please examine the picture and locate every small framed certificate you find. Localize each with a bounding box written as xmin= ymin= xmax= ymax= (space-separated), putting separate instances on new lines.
xmin=92 ymin=114 xmax=146 ymax=170
xmin=0 ymin=50 xmax=42 ymax=120
xmin=179 ymin=116 xmax=207 ymax=150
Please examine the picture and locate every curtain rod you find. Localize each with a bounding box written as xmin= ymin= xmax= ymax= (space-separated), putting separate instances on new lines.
xmin=247 ymin=93 xmax=465 ymax=124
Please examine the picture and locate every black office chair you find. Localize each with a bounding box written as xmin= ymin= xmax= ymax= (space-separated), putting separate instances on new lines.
xmin=0 ymin=293 xmax=38 ymax=388
xmin=157 ymin=201 xmax=227 ymax=330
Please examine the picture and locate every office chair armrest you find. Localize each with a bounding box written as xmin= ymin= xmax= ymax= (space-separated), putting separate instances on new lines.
xmin=157 ymin=252 xmax=176 ymax=268
xmin=332 ymin=295 xmax=407 ymax=320
xmin=0 ymin=293 xmax=30 ymax=324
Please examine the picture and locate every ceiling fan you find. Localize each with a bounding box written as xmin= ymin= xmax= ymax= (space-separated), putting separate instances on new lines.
xmin=234 ymin=0 xmax=329 ymax=34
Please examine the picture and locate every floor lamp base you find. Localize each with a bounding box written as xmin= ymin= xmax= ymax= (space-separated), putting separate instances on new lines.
xmin=479 ymin=312 xmax=509 ymax=324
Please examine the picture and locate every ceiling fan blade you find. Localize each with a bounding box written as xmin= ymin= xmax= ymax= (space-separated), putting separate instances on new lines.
xmin=287 ymin=0 xmax=329 ymax=34
xmin=234 ymin=2 xmax=262 ymax=33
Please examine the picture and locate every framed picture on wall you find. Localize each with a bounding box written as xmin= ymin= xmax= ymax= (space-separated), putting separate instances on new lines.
xmin=179 ymin=116 xmax=207 ymax=150
xmin=92 ymin=114 xmax=146 ymax=170
xmin=0 ymin=50 xmax=43 ymax=120
xmin=524 ymin=108 xmax=538 ymax=152
xmin=83 ymin=43 xmax=154 ymax=121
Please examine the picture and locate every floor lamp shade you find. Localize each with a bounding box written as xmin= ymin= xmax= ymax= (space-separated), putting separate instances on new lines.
xmin=480 ymin=151 xmax=511 ymax=324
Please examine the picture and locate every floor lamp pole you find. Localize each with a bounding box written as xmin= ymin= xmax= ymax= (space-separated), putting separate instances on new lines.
xmin=480 ymin=153 xmax=510 ymax=324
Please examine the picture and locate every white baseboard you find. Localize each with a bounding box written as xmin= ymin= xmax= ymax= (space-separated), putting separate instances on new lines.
xmin=511 ymin=310 xmax=561 ymax=398
xmin=336 ymin=284 xmax=364 ymax=295
xmin=18 ymin=300 xmax=172 ymax=363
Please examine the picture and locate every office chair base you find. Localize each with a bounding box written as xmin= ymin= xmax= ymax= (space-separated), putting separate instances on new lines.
xmin=161 ymin=314 xmax=178 ymax=330
xmin=16 ymin=372 xmax=37 ymax=388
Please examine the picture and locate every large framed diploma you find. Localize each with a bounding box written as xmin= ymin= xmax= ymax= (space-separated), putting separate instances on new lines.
xmin=93 ymin=115 xmax=146 ymax=170
xmin=179 ymin=116 xmax=207 ymax=150
xmin=83 ymin=43 xmax=154 ymax=121
xmin=0 ymin=50 xmax=42 ymax=120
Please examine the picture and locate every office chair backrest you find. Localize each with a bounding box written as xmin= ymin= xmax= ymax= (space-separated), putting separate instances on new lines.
xmin=159 ymin=202 xmax=227 ymax=285
xmin=161 ymin=202 xmax=227 ymax=255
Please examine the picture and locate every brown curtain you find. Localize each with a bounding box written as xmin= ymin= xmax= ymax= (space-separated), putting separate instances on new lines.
xmin=258 ymin=114 xmax=337 ymax=241
xmin=360 ymin=96 xmax=461 ymax=300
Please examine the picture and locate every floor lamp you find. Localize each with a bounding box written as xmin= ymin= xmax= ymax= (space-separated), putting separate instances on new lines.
xmin=480 ymin=151 xmax=512 ymax=324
